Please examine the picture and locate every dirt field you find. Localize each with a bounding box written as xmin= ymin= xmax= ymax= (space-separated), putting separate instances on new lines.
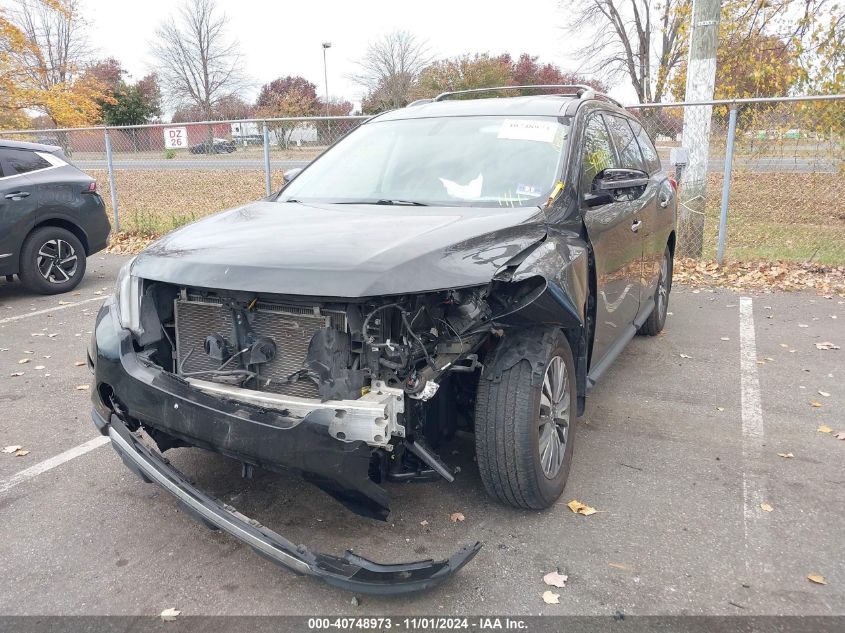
xmin=89 ymin=169 xmax=845 ymax=265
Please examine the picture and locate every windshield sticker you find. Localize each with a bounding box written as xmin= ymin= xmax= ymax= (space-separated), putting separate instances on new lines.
xmin=516 ymin=184 xmax=543 ymax=197
xmin=498 ymin=119 xmax=559 ymax=143
xmin=439 ymin=173 xmax=483 ymax=200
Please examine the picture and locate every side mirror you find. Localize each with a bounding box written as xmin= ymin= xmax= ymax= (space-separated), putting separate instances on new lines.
xmin=586 ymin=168 xmax=649 ymax=207
xmin=282 ymin=168 xmax=303 ymax=185
xmin=596 ymin=168 xmax=649 ymax=190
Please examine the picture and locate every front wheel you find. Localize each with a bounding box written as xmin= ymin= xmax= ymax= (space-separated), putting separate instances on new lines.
xmin=474 ymin=329 xmax=577 ymax=510
xmin=639 ymin=246 xmax=672 ymax=336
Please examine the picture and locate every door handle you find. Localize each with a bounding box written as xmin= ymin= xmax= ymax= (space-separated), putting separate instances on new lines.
xmin=5 ymin=191 xmax=30 ymax=200
xmin=631 ymin=220 xmax=642 ymax=233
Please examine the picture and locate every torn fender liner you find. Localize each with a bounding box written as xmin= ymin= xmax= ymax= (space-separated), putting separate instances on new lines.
xmin=105 ymin=414 xmax=481 ymax=594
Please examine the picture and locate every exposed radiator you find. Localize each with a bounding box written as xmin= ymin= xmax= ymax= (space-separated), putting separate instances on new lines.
xmin=174 ymin=294 xmax=347 ymax=399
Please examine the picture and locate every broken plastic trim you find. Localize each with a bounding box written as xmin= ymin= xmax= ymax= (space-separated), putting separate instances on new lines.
xmin=105 ymin=413 xmax=481 ymax=594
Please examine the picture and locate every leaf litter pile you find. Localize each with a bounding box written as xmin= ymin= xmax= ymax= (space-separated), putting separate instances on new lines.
xmin=674 ymin=259 xmax=845 ymax=297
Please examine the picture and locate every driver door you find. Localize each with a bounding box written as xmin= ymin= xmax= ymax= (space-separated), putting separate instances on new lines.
xmin=579 ymin=113 xmax=644 ymax=367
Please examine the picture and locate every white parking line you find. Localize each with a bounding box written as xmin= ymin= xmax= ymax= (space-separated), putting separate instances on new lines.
xmin=0 ymin=436 xmax=110 ymax=495
xmin=0 ymin=296 xmax=104 ymax=325
xmin=738 ymin=296 xmax=770 ymax=576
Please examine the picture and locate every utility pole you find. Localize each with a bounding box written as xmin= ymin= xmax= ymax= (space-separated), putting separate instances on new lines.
xmin=680 ymin=0 xmax=721 ymax=257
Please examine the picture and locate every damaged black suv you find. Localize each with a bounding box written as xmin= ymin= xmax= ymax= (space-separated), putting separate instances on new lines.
xmin=90 ymin=86 xmax=676 ymax=593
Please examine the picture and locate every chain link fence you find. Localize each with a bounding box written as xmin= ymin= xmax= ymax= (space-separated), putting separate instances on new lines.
xmin=2 ymin=95 xmax=843 ymax=264
xmin=629 ymin=94 xmax=844 ymax=265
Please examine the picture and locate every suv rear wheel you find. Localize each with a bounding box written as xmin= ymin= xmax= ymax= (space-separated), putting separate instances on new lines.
xmin=638 ymin=245 xmax=672 ymax=336
xmin=474 ymin=328 xmax=576 ymax=510
xmin=19 ymin=226 xmax=86 ymax=294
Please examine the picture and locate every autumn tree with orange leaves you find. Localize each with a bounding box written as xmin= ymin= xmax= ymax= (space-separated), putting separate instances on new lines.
xmin=0 ymin=0 xmax=111 ymax=130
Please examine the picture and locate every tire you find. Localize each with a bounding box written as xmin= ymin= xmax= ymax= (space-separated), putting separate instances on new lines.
xmin=639 ymin=246 xmax=672 ymax=336
xmin=18 ymin=226 xmax=86 ymax=295
xmin=474 ymin=329 xmax=577 ymax=510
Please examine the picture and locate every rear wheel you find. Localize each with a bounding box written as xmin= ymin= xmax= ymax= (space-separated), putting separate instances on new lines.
xmin=639 ymin=246 xmax=672 ymax=336
xmin=19 ymin=226 xmax=86 ymax=294
xmin=474 ymin=329 xmax=576 ymax=510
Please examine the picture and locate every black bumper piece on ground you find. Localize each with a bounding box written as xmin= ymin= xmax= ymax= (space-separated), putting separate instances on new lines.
xmin=103 ymin=412 xmax=481 ymax=595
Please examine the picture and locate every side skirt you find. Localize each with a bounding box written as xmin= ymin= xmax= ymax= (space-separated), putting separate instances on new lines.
xmin=586 ymin=297 xmax=654 ymax=389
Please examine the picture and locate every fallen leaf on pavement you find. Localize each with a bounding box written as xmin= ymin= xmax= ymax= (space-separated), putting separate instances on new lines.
xmin=34 ymin=365 xmax=45 ymax=370
xmin=815 ymin=342 xmax=840 ymax=350
xmin=543 ymin=571 xmax=568 ymax=588
xmin=798 ymin=324 xmax=809 ymax=328
xmin=17 ymin=358 xmax=30 ymax=364
xmin=567 ymin=500 xmax=597 ymax=516
xmin=809 ymin=401 xmax=823 ymax=408
xmin=420 ymin=520 xmax=429 ymax=527
xmin=75 ymin=385 xmax=90 ymax=391
xmin=715 ymin=407 xmax=725 ymax=412
xmin=818 ymin=426 xmax=832 ymax=433
xmin=760 ymin=503 xmax=774 ymax=512
xmin=818 ymin=391 xmax=830 ymax=397
xmin=74 ymin=361 xmax=85 ymax=367
xmin=609 ymin=562 xmax=632 ymax=571
xmin=720 ymin=337 xmax=730 ymax=341
xmin=15 ymin=449 xmax=29 ymax=457
xmin=777 ymin=452 xmax=794 ymax=458
xmin=449 ymin=512 xmax=465 ymax=522
xmin=834 ymin=432 xmax=845 ymax=440
xmin=160 ymin=607 xmax=181 ymax=621
xmin=679 ymin=353 xmax=692 ymax=359
xmin=2 ymin=445 xmax=23 ymax=454
xmin=542 ymin=590 xmax=560 ymax=604
xmin=807 ymin=574 xmax=827 ymax=585
xmin=10 ymin=372 xmax=24 ymax=377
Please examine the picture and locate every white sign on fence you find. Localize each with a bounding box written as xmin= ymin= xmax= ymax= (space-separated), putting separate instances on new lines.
xmin=163 ymin=126 xmax=188 ymax=149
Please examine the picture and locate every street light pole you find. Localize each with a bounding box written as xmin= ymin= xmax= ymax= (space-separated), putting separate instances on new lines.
xmin=322 ymin=42 xmax=331 ymax=118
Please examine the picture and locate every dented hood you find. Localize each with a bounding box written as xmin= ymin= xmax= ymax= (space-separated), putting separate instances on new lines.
xmin=132 ymin=201 xmax=547 ymax=296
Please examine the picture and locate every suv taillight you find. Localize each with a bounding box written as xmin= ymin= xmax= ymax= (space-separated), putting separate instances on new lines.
xmin=668 ymin=177 xmax=678 ymax=192
xmin=85 ymin=181 xmax=97 ymax=193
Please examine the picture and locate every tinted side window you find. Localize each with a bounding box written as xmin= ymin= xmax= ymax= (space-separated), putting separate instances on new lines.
xmin=605 ymin=115 xmax=645 ymax=171
xmin=580 ymin=115 xmax=618 ymax=194
xmin=0 ymin=149 xmax=51 ymax=175
xmin=630 ymin=121 xmax=662 ymax=173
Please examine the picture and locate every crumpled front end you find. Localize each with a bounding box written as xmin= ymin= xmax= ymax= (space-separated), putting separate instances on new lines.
xmin=90 ymin=298 xmax=481 ymax=592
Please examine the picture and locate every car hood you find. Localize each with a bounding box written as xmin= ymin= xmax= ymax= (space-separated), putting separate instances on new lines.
xmin=132 ymin=201 xmax=548 ymax=297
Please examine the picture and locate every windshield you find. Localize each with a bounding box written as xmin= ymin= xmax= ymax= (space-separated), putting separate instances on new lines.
xmin=279 ymin=115 xmax=569 ymax=208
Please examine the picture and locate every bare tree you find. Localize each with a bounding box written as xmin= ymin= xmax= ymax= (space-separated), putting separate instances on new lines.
xmin=351 ymin=30 xmax=432 ymax=111
xmin=565 ymin=0 xmax=689 ymax=103
xmin=150 ymin=0 xmax=249 ymax=119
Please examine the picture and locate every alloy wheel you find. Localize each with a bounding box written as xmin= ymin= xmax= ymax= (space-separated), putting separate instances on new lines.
xmin=37 ymin=239 xmax=78 ymax=284
xmin=657 ymin=254 xmax=669 ymax=319
xmin=538 ymin=355 xmax=571 ymax=479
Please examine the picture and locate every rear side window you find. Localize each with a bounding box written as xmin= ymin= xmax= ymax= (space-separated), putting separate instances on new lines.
xmin=630 ymin=121 xmax=662 ymax=173
xmin=0 ymin=148 xmax=52 ymax=175
xmin=580 ymin=115 xmax=618 ymax=193
xmin=604 ymin=115 xmax=645 ymax=171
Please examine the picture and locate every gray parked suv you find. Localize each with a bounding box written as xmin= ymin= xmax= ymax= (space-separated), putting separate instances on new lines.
xmin=0 ymin=139 xmax=111 ymax=294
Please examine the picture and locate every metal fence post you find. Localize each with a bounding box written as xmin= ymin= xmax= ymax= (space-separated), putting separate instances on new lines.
xmin=104 ymin=128 xmax=120 ymax=232
xmin=262 ymin=122 xmax=272 ymax=196
xmin=716 ymin=105 xmax=738 ymax=264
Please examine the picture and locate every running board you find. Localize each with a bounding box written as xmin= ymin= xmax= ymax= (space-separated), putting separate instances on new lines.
xmin=587 ymin=298 xmax=654 ymax=389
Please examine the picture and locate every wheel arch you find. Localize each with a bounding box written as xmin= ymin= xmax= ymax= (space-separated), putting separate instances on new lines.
xmin=28 ymin=217 xmax=90 ymax=254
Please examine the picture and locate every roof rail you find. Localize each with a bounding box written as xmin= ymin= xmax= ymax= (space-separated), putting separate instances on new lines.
xmin=432 ymin=84 xmax=622 ymax=107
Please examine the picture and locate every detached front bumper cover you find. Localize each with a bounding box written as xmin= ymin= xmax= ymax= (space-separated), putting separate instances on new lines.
xmin=104 ymin=413 xmax=481 ymax=595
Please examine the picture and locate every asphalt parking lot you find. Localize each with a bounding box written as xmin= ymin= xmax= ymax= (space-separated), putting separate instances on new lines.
xmin=0 ymin=253 xmax=842 ymax=616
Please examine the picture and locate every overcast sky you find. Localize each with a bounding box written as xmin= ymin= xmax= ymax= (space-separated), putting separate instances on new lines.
xmin=84 ymin=0 xmax=638 ymax=110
